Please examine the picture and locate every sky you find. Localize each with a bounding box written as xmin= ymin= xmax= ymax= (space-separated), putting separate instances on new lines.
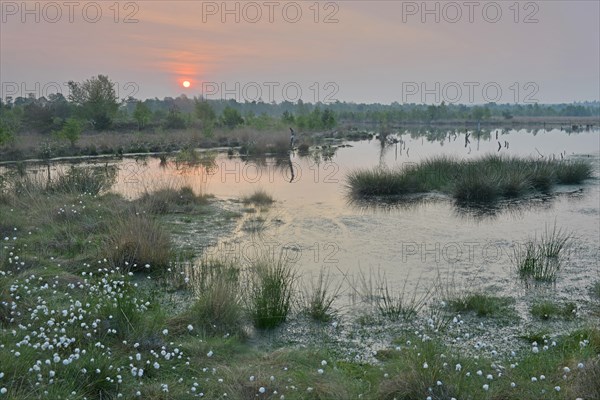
xmin=1 ymin=0 xmax=599 ymax=105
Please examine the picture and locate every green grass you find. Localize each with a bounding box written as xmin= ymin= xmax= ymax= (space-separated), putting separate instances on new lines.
xmin=347 ymin=155 xmax=593 ymax=203
xmin=375 ymin=277 xmax=429 ymax=322
xmin=2 ymin=166 xmax=600 ymax=399
xmin=447 ymin=292 xmax=517 ymax=319
xmin=300 ymin=269 xmax=342 ymax=322
xmin=170 ymin=258 xmax=245 ymax=337
xmin=453 ymin=165 xmax=502 ymax=202
xmin=348 ymin=270 xmax=432 ymax=322
xmin=47 ymin=165 xmax=117 ymax=195
xmin=515 ymin=224 xmax=572 ymax=282
xmin=555 ymin=160 xmax=594 ymax=184
xmin=5 ymin=164 xmax=116 ymax=200
xmin=346 ymin=166 xmax=426 ymax=196
xmin=105 ymin=213 xmax=172 ymax=272
xmin=137 ymin=184 xmax=208 ymax=214
xmin=247 ymin=256 xmax=296 ymax=329
xmin=591 ymin=280 xmax=600 ymax=299
xmin=531 ymin=300 xmax=577 ymax=320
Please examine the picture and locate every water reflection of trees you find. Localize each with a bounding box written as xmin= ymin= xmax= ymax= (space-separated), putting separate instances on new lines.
xmin=173 ymin=150 xmax=218 ymax=174
xmin=361 ymin=126 xmax=597 ymax=148
xmin=301 ymin=145 xmax=338 ymax=164
xmin=228 ymin=146 xmax=342 ymax=183
xmin=345 ymin=190 xmax=584 ymax=222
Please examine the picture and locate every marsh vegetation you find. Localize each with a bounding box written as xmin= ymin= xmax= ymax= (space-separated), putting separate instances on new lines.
xmin=347 ymin=155 xmax=593 ymax=203
xmin=0 ymin=131 xmax=598 ymax=400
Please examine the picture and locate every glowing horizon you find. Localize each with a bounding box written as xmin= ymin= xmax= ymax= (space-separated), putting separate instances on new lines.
xmin=1 ymin=1 xmax=598 ymax=104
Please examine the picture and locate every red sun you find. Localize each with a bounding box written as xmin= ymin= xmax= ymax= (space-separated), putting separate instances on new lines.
xmin=182 ymin=80 xmax=191 ymax=88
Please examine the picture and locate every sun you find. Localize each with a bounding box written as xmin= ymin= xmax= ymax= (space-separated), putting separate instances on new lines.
xmin=182 ymin=80 xmax=191 ymax=88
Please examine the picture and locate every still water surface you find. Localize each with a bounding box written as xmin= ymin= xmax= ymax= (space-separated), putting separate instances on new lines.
xmin=11 ymin=128 xmax=600 ymax=306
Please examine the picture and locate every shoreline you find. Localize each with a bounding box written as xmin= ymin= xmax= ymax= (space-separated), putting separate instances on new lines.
xmin=1 ymin=119 xmax=598 ymax=164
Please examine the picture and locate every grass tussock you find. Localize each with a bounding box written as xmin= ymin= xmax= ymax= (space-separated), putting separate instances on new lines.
xmin=172 ymin=258 xmax=245 ymax=337
xmin=530 ymin=300 xmax=577 ymax=320
xmin=300 ymin=269 xmax=342 ymax=322
xmin=105 ymin=213 xmax=171 ymax=272
xmin=138 ymin=184 xmax=207 ymax=214
xmin=515 ymin=224 xmax=572 ymax=282
xmin=447 ymin=292 xmax=516 ymax=319
xmin=347 ymin=155 xmax=593 ymax=203
xmin=569 ymin=356 xmax=600 ymax=400
xmin=47 ymin=165 xmax=116 ymax=195
xmin=351 ymin=270 xmax=430 ymax=321
xmin=242 ymin=188 xmax=274 ymax=206
xmin=4 ymin=165 xmax=116 ymax=201
xmin=247 ymin=256 xmax=296 ymax=329
xmin=375 ymin=276 xmax=429 ymax=322
xmin=377 ymin=337 xmax=464 ymax=400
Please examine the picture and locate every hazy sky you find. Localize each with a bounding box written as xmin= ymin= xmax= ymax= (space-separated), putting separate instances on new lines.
xmin=1 ymin=0 xmax=599 ymax=104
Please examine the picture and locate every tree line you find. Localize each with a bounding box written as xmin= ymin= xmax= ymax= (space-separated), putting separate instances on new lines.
xmin=1 ymin=75 xmax=598 ymax=146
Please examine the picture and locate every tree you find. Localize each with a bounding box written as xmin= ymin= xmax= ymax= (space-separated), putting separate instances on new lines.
xmin=281 ymin=110 xmax=295 ymax=124
xmin=133 ymin=101 xmax=152 ymax=130
xmin=194 ymin=99 xmax=216 ymax=123
xmin=0 ymin=106 xmax=23 ymax=139
xmin=164 ymin=107 xmax=187 ymax=129
xmin=220 ymin=106 xmax=244 ymax=129
xmin=470 ymin=105 xmax=492 ymax=121
xmin=67 ymin=75 xmax=119 ymax=130
xmin=321 ymin=108 xmax=336 ymax=129
xmin=24 ymin=101 xmax=60 ymax=133
xmin=54 ymin=118 xmax=83 ymax=146
xmin=0 ymin=125 xmax=13 ymax=146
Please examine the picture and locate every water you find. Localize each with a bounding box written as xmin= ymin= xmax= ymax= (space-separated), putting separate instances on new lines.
xmin=5 ymin=127 xmax=600 ymax=306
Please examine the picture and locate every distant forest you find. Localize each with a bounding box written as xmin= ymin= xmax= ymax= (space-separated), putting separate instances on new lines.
xmin=1 ymin=75 xmax=598 ymax=146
